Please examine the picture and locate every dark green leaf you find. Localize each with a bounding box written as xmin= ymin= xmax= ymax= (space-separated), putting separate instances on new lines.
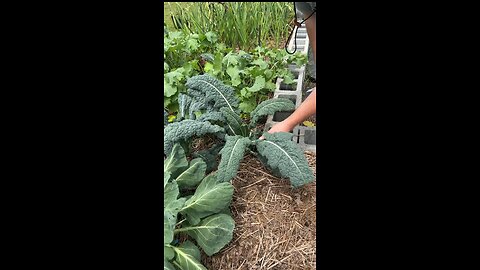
xmin=183 ymin=214 xmax=235 ymax=256
xmin=180 ymin=174 xmax=234 ymax=225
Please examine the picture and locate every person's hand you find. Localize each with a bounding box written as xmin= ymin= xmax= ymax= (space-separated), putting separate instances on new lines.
xmin=259 ymin=120 xmax=295 ymax=140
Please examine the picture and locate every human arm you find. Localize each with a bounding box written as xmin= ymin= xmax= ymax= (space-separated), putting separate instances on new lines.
xmin=267 ymin=87 xmax=316 ymax=134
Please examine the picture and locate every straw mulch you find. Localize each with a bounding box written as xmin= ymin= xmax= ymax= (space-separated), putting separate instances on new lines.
xmin=203 ymin=151 xmax=317 ymax=270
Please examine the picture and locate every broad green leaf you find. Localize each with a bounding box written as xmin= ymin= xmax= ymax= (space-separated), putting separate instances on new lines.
xmin=164 ymin=181 xmax=179 ymax=206
xmin=186 ymin=38 xmax=199 ymax=52
xmin=238 ymin=100 xmax=256 ymax=114
xmin=250 ymin=98 xmax=296 ymax=126
xmin=180 ymin=174 xmax=234 ymax=225
xmin=164 ymin=258 xmax=175 ymax=270
xmin=252 ymin=58 xmax=268 ymax=69
xmin=264 ymin=69 xmax=273 ymax=80
xmin=222 ymin=53 xmax=239 ymax=67
xmin=164 ymin=80 xmax=177 ymax=98
xmin=164 ymin=210 xmax=175 ymax=245
xmin=265 ymin=81 xmax=276 ymax=90
xmin=164 ymin=144 xmax=188 ymax=175
xmin=216 ymin=135 xmax=251 ymax=183
xmin=204 ymin=62 xmax=214 ymax=73
xmin=213 ymin=52 xmax=223 ymax=73
xmin=205 ymin=32 xmax=217 ymax=43
xmin=173 ymin=241 xmax=207 ymax=270
xmin=164 ymin=62 xmax=169 ymax=73
xmin=256 ymin=132 xmax=314 ymax=187
xmin=164 ymin=246 xmax=174 ymax=261
xmin=164 ymin=172 xmax=170 ymax=189
xmin=176 ymin=158 xmax=207 ymax=189
xmin=226 ymin=66 xmax=241 ymax=87
xmin=247 ymin=76 xmax=265 ymax=92
xmin=164 ymin=197 xmax=186 ymax=245
xmin=182 ymin=214 xmax=235 ymax=256
xmin=282 ymin=73 xmax=295 ymax=84
xmin=177 ymin=240 xmax=201 ymax=261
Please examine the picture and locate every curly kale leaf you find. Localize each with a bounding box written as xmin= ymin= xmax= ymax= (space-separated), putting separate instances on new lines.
xmin=250 ymin=98 xmax=296 ymax=127
xmin=185 ymin=74 xmax=239 ymax=114
xmin=164 ymin=120 xmax=225 ymax=155
xmin=256 ymin=132 xmax=314 ymax=187
xmin=216 ymin=135 xmax=251 ymax=183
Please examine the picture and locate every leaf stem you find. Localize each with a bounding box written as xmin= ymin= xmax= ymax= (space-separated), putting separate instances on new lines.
xmin=176 ymin=219 xmax=186 ymax=227
xmin=174 ymin=227 xmax=193 ymax=234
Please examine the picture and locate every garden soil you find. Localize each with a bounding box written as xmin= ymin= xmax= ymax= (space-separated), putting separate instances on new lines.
xmin=202 ymin=151 xmax=317 ymax=270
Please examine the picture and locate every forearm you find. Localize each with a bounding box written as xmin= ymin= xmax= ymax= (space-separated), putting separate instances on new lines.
xmin=282 ymin=88 xmax=316 ymax=129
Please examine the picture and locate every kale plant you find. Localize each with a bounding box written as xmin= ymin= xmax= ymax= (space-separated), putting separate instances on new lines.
xmin=164 ymin=74 xmax=314 ymax=187
xmin=164 ymin=144 xmax=235 ymax=270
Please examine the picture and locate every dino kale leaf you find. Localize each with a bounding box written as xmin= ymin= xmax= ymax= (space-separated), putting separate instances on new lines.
xmin=182 ymin=213 xmax=235 ymax=256
xmin=185 ymin=74 xmax=239 ymax=114
xmin=180 ymin=174 xmax=234 ymax=225
xmin=164 ymin=120 xmax=225 ymax=155
xmin=256 ymin=132 xmax=314 ymax=188
xmin=250 ymin=98 xmax=296 ymax=126
xmin=216 ymin=135 xmax=251 ymax=183
xmin=220 ymin=107 xmax=246 ymax=136
xmin=178 ymin=93 xmax=207 ymax=120
xmin=196 ymin=111 xmax=226 ymax=123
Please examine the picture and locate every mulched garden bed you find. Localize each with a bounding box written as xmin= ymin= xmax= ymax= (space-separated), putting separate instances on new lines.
xmin=203 ymin=151 xmax=317 ymax=270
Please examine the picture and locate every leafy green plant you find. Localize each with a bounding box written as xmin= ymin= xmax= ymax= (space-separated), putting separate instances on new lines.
xmin=204 ymin=46 xmax=307 ymax=114
xmin=166 ymin=2 xmax=295 ymax=51
xmin=163 ymin=27 xmax=307 ymax=117
xmin=164 ymin=29 xmax=228 ymax=113
xmin=164 ymin=144 xmax=235 ymax=270
xmin=164 ymin=74 xmax=314 ymax=188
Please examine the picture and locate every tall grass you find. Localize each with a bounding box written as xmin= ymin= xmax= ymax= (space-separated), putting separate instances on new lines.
xmin=165 ymin=2 xmax=295 ymax=51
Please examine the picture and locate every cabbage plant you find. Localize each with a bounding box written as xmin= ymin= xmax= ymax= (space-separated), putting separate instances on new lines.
xmin=164 ymin=74 xmax=314 ymax=187
xmin=164 ymin=143 xmax=235 ymax=270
